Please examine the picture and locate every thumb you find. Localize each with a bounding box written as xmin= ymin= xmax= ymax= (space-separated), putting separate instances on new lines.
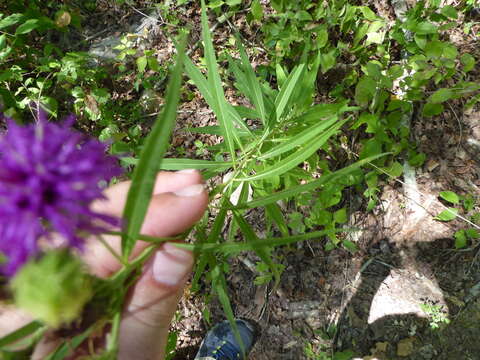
xmin=118 ymin=242 xmax=193 ymax=360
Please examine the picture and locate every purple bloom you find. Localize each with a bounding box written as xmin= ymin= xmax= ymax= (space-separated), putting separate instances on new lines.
xmin=0 ymin=107 xmax=122 ymax=275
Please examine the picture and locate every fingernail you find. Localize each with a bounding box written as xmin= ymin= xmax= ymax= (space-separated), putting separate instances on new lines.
xmin=152 ymin=244 xmax=193 ymax=286
xmin=177 ymin=169 xmax=197 ymax=174
xmin=173 ymin=183 xmax=205 ymax=197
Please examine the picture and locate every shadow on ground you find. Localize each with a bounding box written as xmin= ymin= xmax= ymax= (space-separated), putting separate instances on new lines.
xmin=335 ymin=234 xmax=480 ymax=359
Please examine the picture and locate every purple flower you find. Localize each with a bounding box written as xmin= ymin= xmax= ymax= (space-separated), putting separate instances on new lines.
xmin=0 ymin=107 xmax=122 ymax=275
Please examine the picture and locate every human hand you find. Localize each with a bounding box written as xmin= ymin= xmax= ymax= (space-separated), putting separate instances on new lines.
xmin=0 ymin=170 xmax=208 ymax=360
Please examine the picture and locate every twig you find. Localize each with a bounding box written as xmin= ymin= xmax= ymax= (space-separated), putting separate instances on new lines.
xmin=446 ymin=101 xmax=463 ymax=156
xmin=84 ymin=26 xmax=116 ymax=42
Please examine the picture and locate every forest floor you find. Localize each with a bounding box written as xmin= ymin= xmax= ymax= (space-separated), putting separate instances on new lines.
xmin=84 ymin=1 xmax=480 ymax=359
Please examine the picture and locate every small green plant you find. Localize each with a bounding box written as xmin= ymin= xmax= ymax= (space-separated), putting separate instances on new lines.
xmin=434 ymin=191 xmax=480 ymax=249
xmin=303 ymin=326 xmax=354 ymax=360
xmin=420 ymin=302 xmax=450 ymax=329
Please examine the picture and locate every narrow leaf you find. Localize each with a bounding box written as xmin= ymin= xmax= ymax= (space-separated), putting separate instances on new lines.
xmin=265 ymin=203 xmax=289 ymax=236
xmin=15 ymin=19 xmax=39 ymax=35
xmin=44 ymin=325 xmax=95 ymax=360
xmin=0 ymin=321 xmax=43 ymax=348
xmin=0 ymin=13 xmax=23 ymax=30
xmin=236 ymin=36 xmax=267 ymax=125
xmin=186 ymin=55 xmax=252 ymax=140
xmin=239 ymin=120 xmax=344 ymax=181
xmin=121 ymin=157 xmax=233 ymax=171
xmin=191 ymin=207 xmax=227 ymax=291
xmin=200 ymin=0 xmax=239 ymax=158
xmin=233 ymin=105 xmax=260 ymax=120
xmin=259 ymin=116 xmax=340 ymax=160
xmin=211 ymin=265 xmax=246 ymax=356
xmin=232 ymin=209 xmax=280 ymax=285
xmin=177 ymin=228 xmax=351 ymax=253
xmin=235 ymin=154 xmax=388 ymax=209
xmin=185 ymin=125 xmax=253 ymax=137
xmin=274 ymin=64 xmax=306 ymax=120
xmin=121 ymin=35 xmax=187 ymax=258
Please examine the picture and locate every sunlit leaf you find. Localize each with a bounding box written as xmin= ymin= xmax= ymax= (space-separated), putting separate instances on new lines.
xmin=439 ymin=191 xmax=459 ymax=204
xmin=121 ymin=35 xmax=187 ymax=258
xmin=434 ymin=208 xmax=458 ymax=222
xmin=235 ymin=154 xmax=388 ymax=208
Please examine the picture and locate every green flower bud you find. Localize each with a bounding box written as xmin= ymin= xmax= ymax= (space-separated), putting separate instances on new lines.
xmin=11 ymin=250 xmax=92 ymax=328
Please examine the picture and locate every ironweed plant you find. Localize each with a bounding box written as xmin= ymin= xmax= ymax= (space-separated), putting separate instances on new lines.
xmin=1 ymin=0 xmax=479 ymax=358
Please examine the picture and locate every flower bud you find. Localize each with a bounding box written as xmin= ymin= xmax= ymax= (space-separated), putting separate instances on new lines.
xmin=11 ymin=250 xmax=92 ymax=328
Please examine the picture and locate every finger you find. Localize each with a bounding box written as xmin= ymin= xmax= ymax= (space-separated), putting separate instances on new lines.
xmin=91 ymin=170 xmax=204 ymax=217
xmin=31 ymin=333 xmax=62 ymax=360
xmin=84 ymin=183 xmax=208 ymax=278
xmin=118 ymin=243 xmax=193 ymax=360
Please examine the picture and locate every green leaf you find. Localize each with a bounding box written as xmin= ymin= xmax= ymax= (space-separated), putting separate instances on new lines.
xmin=120 ymin=157 xmax=233 ymax=170
xmin=148 ymin=57 xmax=160 ymax=72
xmin=316 ymin=27 xmax=328 ymax=48
xmin=121 ymin=35 xmax=187 ymax=258
xmin=409 ymin=152 xmax=426 ymax=167
xmin=0 ymin=13 xmax=23 ymax=30
xmin=434 ymin=208 xmax=458 ymax=222
xmin=275 ymin=63 xmax=287 ymax=88
xmin=15 ymin=19 xmax=40 ymax=35
xmin=200 ymin=0 xmax=239 ymax=159
xmin=236 ymin=154 xmax=388 ymax=209
xmin=342 ymin=240 xmax=358 ymax=252
xmin=0 ymin=321 xmax=43 ymax=348
xmin=366 ymin=31 xmax=385 ymax=45
xmin=441 ymin=5 xmax=458 ymax=19
xmin=265 ymin=203 xmax=289 ymax=236
xmin=136 ymin=56 xmax=147 ymax=73
xmin=233 ymin=209 xmax=280 ymax=285
xmin=236 ymin=36 xmax=267 ymax=125
xmin=425 ymin=40 xmax=444 ymax=58
xmin=0 ymin=34 xmax=6 ymax=51
xmin=429 ymin=88 xmax=453 ymax=103
xmin=259 ymin=116 xmax=340 ymax=160
xmin=422 ymin=103 xmax=444 ymax=116
xmin=320 ymin=49 xmax=337 ymax=73
xmin=382 ymin=161 xmax=403 ymax=178
xmin=466 ymin=228 xmax=480 ymax=239
xmin=211 ymin=264 xmax=246 ymax=356
xmin=359 ymin=6 xmax=377 ymax=21
xmin=454 ymin=230 xmax=467 ymax=249
xmin=186 ymin=55 xmax=252 ymax=140
xmin=185 ymin=125 xmax=251 ymax=137
xmin=274 ymin=64 xmax=306 ymax=121
xmin=191 ymin=206 xmax=227 ymax=291
xmin=439 ymin=191 xmax=459 ymax=204
xmin=295 ymin=10 xmax=312 ymax=21
xmin=355 ymin=76 xmax=377 ymax=107
xmin=233 ymin=105 xmax=260 ymax=120
xmin=333 ymin=350 xmax=355 ymax=360
xmin=334 ymin=208 xmax=348 ymax=224
xmin=461 ymin=53 xmax=475 ymax=73
xmin=44 ymin=325 xmax=95 ymax=360
xmin=180 ymin=228 xmax=350 ymax=253
xmin=414 ymin=22 xmax=437 ymax=35
xmin=442 ymin=44 xmax=458 ymax=59
xmin=240 ymin=120 xmax=344 ymax=181
xmin=251 ymin=0 xmax=263 ymax=21
xmin=185 ymin=56 xmax=214 ymax=105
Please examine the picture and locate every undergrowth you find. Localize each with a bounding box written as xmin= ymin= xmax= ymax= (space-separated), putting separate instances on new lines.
xmin=0 ymin=0 xmax=479 ymax=358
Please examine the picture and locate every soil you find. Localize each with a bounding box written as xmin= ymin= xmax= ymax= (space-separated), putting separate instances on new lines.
xmin=80 ymin=1 xmax=480 ymax=359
